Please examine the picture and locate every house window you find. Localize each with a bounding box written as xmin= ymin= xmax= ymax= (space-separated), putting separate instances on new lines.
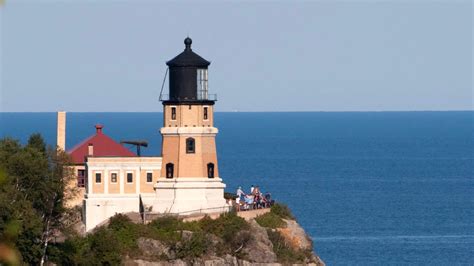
xmin=203 ymin=107 xmax=208 ymax=120
xmin=127 ymin=173 xmax=133 ymax=183
xmin=78 ymin=169 xmax=85 ymax=187
xmin=146 ymin=172 xmax=153 ymax=183
xmin=111 ymin=173 xmax=117 ymax=183
xmin=207 ymin=163 xmax=215 ymax=179
xmin=95 ymin=173 xmax=102 ymax=183
xmin=186 ymin=138 xmax=195 ymax=154
xmin=166 ymin=163 xmax=174 ymax=179
xmin=171 ymin=107 xmax=176 ymax=120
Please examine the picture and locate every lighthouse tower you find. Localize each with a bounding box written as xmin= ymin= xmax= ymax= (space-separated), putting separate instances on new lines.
xmin=153 ymin=37 xmax=228 ymax=214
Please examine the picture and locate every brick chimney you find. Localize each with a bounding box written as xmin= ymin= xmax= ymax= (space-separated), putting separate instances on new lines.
xmin=95 ymin=124 xmax=103 ymax=134
xmin=57 ymin=111 xmax=66 ymax=150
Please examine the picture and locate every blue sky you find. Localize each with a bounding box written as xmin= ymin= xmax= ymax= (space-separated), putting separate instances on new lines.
xmin=1 ymin=0 xmax=472 ymax=112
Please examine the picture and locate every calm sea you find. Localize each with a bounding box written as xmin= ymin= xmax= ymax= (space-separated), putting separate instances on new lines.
xmin=1 ymin=112 xmax=473 ymax=265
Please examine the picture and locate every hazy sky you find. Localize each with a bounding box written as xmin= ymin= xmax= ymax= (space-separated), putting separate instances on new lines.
xmin=1 ymin=0 xmax=472 ymax=112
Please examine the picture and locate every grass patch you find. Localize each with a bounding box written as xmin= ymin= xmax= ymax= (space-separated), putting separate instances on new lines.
xmin=270 ymin=203 xmax=295 ymax=220
xmin=255 ymin=212 xmax=286 ymax=228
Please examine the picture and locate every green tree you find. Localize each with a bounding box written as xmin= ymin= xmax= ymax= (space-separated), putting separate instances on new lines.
xmin=27 ymin=133 xmax=47 ymax=155
xmin=0 ymin=135 xmax=74 ymax=265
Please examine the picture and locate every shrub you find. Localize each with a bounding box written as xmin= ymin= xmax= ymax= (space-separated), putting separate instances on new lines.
xmin=149 ymin=215 xmax=182 ymax=231
xmin=48 ymin=237 xmax=91 ymax=265
xmin=255 ymin=212 xmax=286 ymax=228
xmin=270 ymin=203 xmax=294 ymax=220
xmin=175 ymin=231 xmax=208 ymax=259
xmin=108 ymin=213 xmax=133 ymax=231
xmin=108 ymin=214 xmax=141 ymax=252
xmin=198 ymin=212 xmax=250 ymax=254
xmin=88 ymin=227 xmax=123 ymax=265
xmin=147 ymin=215 xmax=183 ymax=243
xmin=52 ymin=227 xmax=124 ymax=265
xmin=199 ymin=212 xmax=248 ymax=241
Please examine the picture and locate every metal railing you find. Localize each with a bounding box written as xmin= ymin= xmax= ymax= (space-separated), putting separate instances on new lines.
xmin=140 ymin=205 xmax=231 ymax=224
xmin=159 ymin=93 xmax=217 ymax=101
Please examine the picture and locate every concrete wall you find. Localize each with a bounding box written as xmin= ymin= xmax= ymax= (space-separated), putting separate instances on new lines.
xmin=152 ymin=177 xmax=229 ymax=215
xmin=83 ymin=157 xmax=162 ymax=231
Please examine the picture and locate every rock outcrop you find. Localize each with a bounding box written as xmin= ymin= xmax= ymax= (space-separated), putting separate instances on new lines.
xmin=277 ymin=219 xmax=313 ymax=250
xmin=125 ymin=216 xmax=324 ymax=266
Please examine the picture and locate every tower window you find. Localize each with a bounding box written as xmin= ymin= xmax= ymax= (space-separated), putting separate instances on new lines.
xmin=186 ymin=138 xmax=195 ymax=154
xmin=171 ymin=107 xmax=176 ymax=120
xmin=111 ymin=173 xmax=117 ymax=183
xmin=203 ymin=107 xmax=208 ymax=120
xmin=197 ymin=69 xmax=208 ymax=100
xmin=207 ymin=163 xmax=215 ymax=178
xmin=146 ymin=172 xmax=153 ymax=183
xmin=166 ymin=163 xmax=174 ymax=179
xmin=127 ymin=173 xmax=133 ymax=183
xmin=95 ymin=173 xmax=102 ymax=183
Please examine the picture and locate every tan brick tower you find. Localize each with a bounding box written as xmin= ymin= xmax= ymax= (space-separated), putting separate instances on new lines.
xmin=153 ymin=37 xmax=228 ymax=214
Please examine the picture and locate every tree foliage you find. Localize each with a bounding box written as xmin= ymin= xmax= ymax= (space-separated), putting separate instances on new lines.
xmin=0 ymin=135 xmax=74 ymax=265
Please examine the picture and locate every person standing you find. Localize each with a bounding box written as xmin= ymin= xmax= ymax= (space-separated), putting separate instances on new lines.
xmin=237 ymin=186 xmax=245 ymax=197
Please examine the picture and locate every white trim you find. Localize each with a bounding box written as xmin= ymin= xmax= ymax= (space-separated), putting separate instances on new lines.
xmin=87 ymin=168 xmax=93 ymax=194
xmin=119 ymin=171 xmax=124 ymax=194
xmin=104 ymin=169 xmax=108 ymax=194
xmin=136 ymin=169 xmax=140 ymax=193
xmin=87 ymin=164 xmax=161 ymax=169
xmin=160 ymin=127 xmax=218 ymax=135
xmin=154 ymin=177 xmax=223 ymax=183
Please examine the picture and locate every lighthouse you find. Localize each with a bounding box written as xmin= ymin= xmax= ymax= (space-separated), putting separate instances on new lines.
xmin=153 ymin=37 xmax=228 ymax=214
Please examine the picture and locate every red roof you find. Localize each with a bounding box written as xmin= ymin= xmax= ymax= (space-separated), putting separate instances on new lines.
xmin=68 ymin=124 xmax=136 ymax=164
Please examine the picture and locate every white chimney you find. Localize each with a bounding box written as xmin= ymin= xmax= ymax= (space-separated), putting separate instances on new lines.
xmin=56 ymin=111 xmax=66 ymax=150
xmin=88 ymin=143 xmax=94 ymax=156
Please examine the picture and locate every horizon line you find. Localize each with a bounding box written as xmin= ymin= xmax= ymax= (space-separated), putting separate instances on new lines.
xmin=1 ymin=110 xmax=473 ymax=114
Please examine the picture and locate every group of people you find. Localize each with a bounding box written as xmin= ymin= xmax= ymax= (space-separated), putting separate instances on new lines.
xmin=235 ymin=185 xmax=274 ymax=211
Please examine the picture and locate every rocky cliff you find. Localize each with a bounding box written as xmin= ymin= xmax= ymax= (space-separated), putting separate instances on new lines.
xmin=122 ymin=209 xmax=324 ymax=266
xmin=52 ymin=204 xmax=324 ymax=265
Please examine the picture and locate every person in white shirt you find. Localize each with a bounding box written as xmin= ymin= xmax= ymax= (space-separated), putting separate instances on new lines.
xmin=237 ymin=186 xmax=245 ymax=197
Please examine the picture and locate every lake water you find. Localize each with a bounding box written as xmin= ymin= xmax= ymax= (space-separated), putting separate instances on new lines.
xmin=1 ymin=111 xmax=473 ymax=265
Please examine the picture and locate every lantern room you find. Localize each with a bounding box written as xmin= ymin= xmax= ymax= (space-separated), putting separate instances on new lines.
xmin=164 ymin=37 xmax=215 ymax=102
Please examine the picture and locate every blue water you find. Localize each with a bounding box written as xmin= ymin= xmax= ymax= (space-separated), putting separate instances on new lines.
xmin=1 ymin=112 xmax=473 ymax=265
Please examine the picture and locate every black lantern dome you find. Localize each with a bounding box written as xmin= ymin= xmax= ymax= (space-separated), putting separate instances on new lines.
xmin=164 ymin=37 xmax=214 ymax=103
